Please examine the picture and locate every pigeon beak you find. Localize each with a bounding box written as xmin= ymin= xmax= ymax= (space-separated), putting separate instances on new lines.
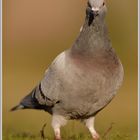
xmin=92 ymin=8 xmax=99 ymax=16
xmin=92 ymin=7 xmax=99 ymax=12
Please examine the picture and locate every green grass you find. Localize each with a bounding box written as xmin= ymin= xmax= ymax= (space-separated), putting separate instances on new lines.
xmin=3 ymin=131 xmax=138 ymax=140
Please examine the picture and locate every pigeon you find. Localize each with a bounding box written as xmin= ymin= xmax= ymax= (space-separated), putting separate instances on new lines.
xmin=11 ymin=1 xmax=124 ymax=140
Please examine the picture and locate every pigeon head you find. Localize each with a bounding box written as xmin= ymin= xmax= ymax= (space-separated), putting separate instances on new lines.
xmin=88 ymin=0 xmax=107 ymax=19
xmin=87 ymin=0 xmax=107 ymax=25
xmin=88 ymin=0 xmax=106 ymax=12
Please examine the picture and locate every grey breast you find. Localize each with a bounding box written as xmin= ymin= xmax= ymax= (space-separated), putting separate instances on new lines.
xmin=39 ymin=48 xmax=123 ymax=119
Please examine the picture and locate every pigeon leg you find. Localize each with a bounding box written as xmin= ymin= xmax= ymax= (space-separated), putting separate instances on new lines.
xmin=84 ymin=117 xmax=100 ymax=140
xmin=52 ymin=115 xmax=67 ymax=140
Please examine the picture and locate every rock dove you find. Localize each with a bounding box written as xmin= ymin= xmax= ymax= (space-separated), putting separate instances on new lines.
xmin=11 ymin=1 xmax=124 ymax=140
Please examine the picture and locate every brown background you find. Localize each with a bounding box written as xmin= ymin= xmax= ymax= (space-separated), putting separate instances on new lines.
xmin=3 ymin=0 xmax=138 ymax=138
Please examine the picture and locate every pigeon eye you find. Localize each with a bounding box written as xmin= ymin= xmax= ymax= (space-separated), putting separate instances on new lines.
xmin=103 ymin=2 xmax=105 ymax=6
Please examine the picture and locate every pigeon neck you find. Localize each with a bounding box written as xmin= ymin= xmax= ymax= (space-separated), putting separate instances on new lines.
xmin=70 ymin=6 xmax=111 ymax=56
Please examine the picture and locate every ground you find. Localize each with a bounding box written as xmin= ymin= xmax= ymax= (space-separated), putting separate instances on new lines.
xmin=3 ymin=130 xmax=138 ymax=140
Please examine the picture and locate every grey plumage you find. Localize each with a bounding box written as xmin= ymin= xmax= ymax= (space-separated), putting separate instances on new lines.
xmin=11 ymin=2 xmax=124 ymax=140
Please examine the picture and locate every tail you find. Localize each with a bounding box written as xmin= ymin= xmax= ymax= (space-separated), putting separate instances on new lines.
xmin=10 ymin=84 xmax=46 ymax=112
xmin=10 ymin=84 xmax=55 ymax=112
xmin=10 ymin=88 xmax=36 ymax=112
xmin=10 ymin=104 xmax=24 ymax=111
xmin=10 ymin=91 xmax=36 ymax=112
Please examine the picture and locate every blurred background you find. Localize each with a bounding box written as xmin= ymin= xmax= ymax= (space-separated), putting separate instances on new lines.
xmin=2 ymin=0 xmax=138 ymax=139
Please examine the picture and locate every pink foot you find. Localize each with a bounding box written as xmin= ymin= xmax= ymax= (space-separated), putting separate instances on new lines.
xmin=55 ymin=137 xmax=61 ymax=140
xmin=92 ymin=133 xmax=100 ymax=140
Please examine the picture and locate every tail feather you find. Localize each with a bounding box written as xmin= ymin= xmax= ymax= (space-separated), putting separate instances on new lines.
xmin=10 ymin=84 xmax=54 ymax=112
xmin=10 ymin=104 xmax=24 ymax=111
